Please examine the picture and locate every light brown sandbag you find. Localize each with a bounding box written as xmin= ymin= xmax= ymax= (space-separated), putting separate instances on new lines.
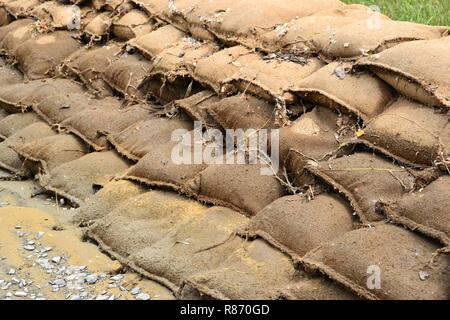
xmin=39 ymin=150 xmax=130 ymax=206
xmin=0 ymin=18 xmax=34 ymax=43
xmin=299 ymin=224 xmax=450 ymax=300
xmin=305 ymin=152 xmax=416 ymax=223
xmin=72 ymin=179 xmax=146 ymax=226
xmin=0 ymin=22 xmax=34 ymax=57
xmin=380 ymin=176 xmax=450 ymax=246
xmin=0 ymin=6 xmax=13 ymax=27
xmin=84 ymin=11 xmax=112 ymax=39
xmin=0 ymin=62 xmax=23 ymax=88
xmin=194 ymin=46 xmax=324 ymax=104
xmin=112 ymin=9 xmax=156 ymax=40
xmin=15 ymin=31 xmax=82 ymax=80
xmin=313 ymin=19 xmax=448 ymax=60
xmin=353 ymin=97 xmax=449 ymax=167
xmin=357 ymin=37 xmax=450 ymax=108
xmin=292 ymin=62 xmax=396 ymax=121
xmin=0 ymin=112 xmax=41 ymax=140
xmin=31 ymin=1 xmax=83 ymax=30
xmin=172 ymin=91 xmax=220 ymax=127
xmin=3 ymin=0 xmax=40 ymax=18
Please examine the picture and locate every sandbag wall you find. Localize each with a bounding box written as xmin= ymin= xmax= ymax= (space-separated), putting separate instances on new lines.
xmin=0 ymin=0 xmax=449 ymax=300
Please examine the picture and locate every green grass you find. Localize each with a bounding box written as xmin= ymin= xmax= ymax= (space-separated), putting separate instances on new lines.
xmin=342 ymin=0 xmax=449 ymax=26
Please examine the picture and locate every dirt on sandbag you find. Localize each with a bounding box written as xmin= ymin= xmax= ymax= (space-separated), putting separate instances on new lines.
xmin=9 ymin=133 xmax=88 ymax=175
xmin=241 ymin=194 xmax=355 ymax=258
xmin=305 ymin=152 xmax=417 ymax=223
xmin=127 ymin=206 xmax=248 ymax=293
xmin=0 ymin=112 xmax=41 ymax=140
xmin=299 ymin=224 xmax=450 ymax=300
xmin=72 ymin=179 xmax=146 ymax=226
xmin=352 ymin=97 xmax=449 ymax=167
xmin=60 ymin=101 xmax=157 ymax=151
xmin=292 ymin=62 xmax=396 ymax=122
xmin=380 ymin=176 xmax=450 ymax=246
xmin=108 ymin=117 xmax=193 ymax=161
xmin=0 ymin=122 xmax=56 ymax=176
xmin=357 ymin=37 xmax=450 ymax=108
xmin=39 ymin=151 xmax=130 ymax=206
xmin=172 ymin=91 xmax=220 ymax=127
xmin=0 ymin=61 xmax=23 ymax=88
xmin=15 ymin=31 xmax=82 ymax=80
xmin=112 ymin=9 xmax=156 ymax=40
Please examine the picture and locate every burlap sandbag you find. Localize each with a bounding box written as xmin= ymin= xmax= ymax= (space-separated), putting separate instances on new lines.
xmin=72 ymin=179 xmax=146 ymax=226
xmin=208 ymin=94 xmax=279 ymax=130
xmin=172 ymin=91 xmax=220 ymax=127
xmin=181 ymin=238 xmax=301 ymax=300
xmin=187 ymin=164 xmax=287 ymax=216
xmin=83 ymin=11 xmax=112 ymax=39
xmin=380 ymin=176 xmax=450 ymax=246
xmin=91 ymin=0 xmax=123 ymax=11
xmin=3 ymin=0 xmax=40 ymax=18
xmin=0 ymin=112 xmax=41 ymax=140
xmin=299 ymin=224 xmax=450 ymax=300
xmin=9 ymin=133 xmax=88 ymax=175
xmin=62 ymin=43 xmax=122 ymax=97
xmin=354 ymin=97 xmax=449 ymax=167
xmin=0 ymin=62 xmax=23 ymax=88
xmin=112 ymin=9 xmax=156 ymax=40
xmin=15 ymin=31 xmax=82 ymax=80
xmin=0 ymin=6 xmax=13 ymax=27
xmin=129 ymin=24 xmax=185 ymax=57
xmin=313 ymin=19 xmax=448 ymax=60
xmin=0 ymin=122 xmax=56 ymax=176
xmin=86 ymin=190 xmax=207 ymax=261
xmin=39 ymin=150 xmax=130 ymax=206
xmin=31 ymin=1 xmax=83 ymax=30
xmin=0 ymin=23 xmax=34 ymax=57
xmin=108 ymin=117 xmax=193 ymax=161
xmin=305 ymin=152 xmax=417 ymax=223
xmin=357 ymin=37 xmax=450 ymax=108
xmin=0 ymin=18 xmax=34 ymax=43
xmin=127 ymin=206 xmax=248 ymax=293
xmin=60 ymin=101 xmax=156 ymax=151
xmin=194 ymin=45 xmax=324 ymax=104
xmin=292 ymin=62 xmax=395 ymax=121
xmin=241 ymin=194 xmax=355 ymax=259
xmin=260 ymin=5 xmax=389 ymax=55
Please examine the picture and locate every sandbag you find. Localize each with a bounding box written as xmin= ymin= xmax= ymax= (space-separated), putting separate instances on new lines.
xmin=194 ymin=46 xmax=324 ymax=104
xmin=241 ymin=194 xmax=355 ymax=258
xmin=39 ymin=151 xmax=130 ymax=206
xmin=84 ymin=11 xmax=112 ymax=39
xmin=3 ymin=0 xmax=40 ymax=18
xmin=0 ymin=112 xmax=41 ymax=140
xmin=108 ymin=117 xmax=193 ymax=161
xmin=62 ymin=43 xmax=122 ymax=97
xmin=72 ymin=179 xmax=146 ymax=226
xmin=128 ymin=24 xmax=185 ymax=56
xmin=313 ymin=19 xmax=448 ymax=60
xmin=354 ymin=97 xmax=449 ymax=167
xmin=15 ymin=31 xmax=82 ymax=80
xmin=9 ymin=133 xmax=88 ymax=175
xmin=0 ymin=22 xmax=34 ymax=57
xmin=60 ymin=101 xmax=156 ymax=151
xmin=86 ymin=190 xmax=208 ymax=261
xmin=31 ymin=1 xmax=83 ymax=30
xmin=0 ymin=62 xmax=23 ymax=87
xmin=299 ymin=224 xmax=450 ymax=300
xmin=0 ymin=122 xmax=56 ymax=176
xmin=0 ymin=6 xmax=13 ymax=27
xmin=357 ymin=37 xmax=450 ymax=108
xmin=380 ymin=176 xmax=450 ymax=246
xmin=305 ymin=152 xmax=417 ymax=223
xmin=0 ymin=18 xmax=34 ymax=43
xmin=187 ymin=164 xmax=287 ymax=216
xmin=112 ymin=9 xmax=156 ymax=40
xmin=182 ymin=238 xmax=300 ymax=300
xmin=172 ymin=91 xmax=220 ymax=127
xmin=292 ymin=62 xmax=395 ymax=121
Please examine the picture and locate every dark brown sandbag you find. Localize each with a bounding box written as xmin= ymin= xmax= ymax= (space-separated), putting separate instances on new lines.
xmin=15 ymin=31 xmax=82 ymax=80
xmin=0 ymin=6 xmax=13 ymax=27
xmin=0 ymin=18 xmax=34 ymax=43
xmin=108 ymin=117 xmax=193 ymax=161
xmin=299 ymin=224 xmax=450 ymax=300
xmin=0 ymin=122 xmax=56 ymax=176
xmin=0 ymin=62 xmax=23 ymax=88
xmin=172 ymin=91 xmax=220 ymax=127
xmin=260 ymin=5 xmax=389 ymax=55
xmin=83 ymin=11 xmax=112 ymax=39
xmin=353 ymin=97 xmax=449 ymax=167
xmin=187 ymin=164 xmax=287 ymax=216
xmin=0 ymin=108 xmax=7 ymax=121
xmin=91 ymin=0 xmax=123 ymax=11
xmin=0 ymin=112 xmax=41 ymax=140
xmin=72 ymin=179 xmax=146 ymax=226
xmin=128 ymin=206 xmax=248 ymax=293
xmin=112 ymin=9 xmax=156 ymax=40
xmin=181 ymin=238 xmax=301 ymax=300
xmin=9 ymin=133 xmax=88 ymax=175
xmin=208 ymin=94 xmax=280 ymax=130
xmin=3 ymin=0 xmax=40 ymax=18
xmin=241 ymin=194 xmax=355 ymax=258
xmin=60 ymin=101 xmax=156 ymax=151
xmin=292 ymin=62 xmax=395 ymax=121
xmin=380 ymin=176 xmax=450 ymax=246
xmin=39 ymin=151 xmax=130 ymax=206
xmin=305 ymin=152 xmax=417 ymax=223
xmin=313 ymin=19 xmax=448 ymax=60
xmin=357 ymin=37 xmax=450 ymax=108
xmin=86 ymin=190 xmax=208 ymax=259
xmin=193 ymin=46 xmax=324 ymax=104
xmin=62 ymin=43 xmax=122 ymax=97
